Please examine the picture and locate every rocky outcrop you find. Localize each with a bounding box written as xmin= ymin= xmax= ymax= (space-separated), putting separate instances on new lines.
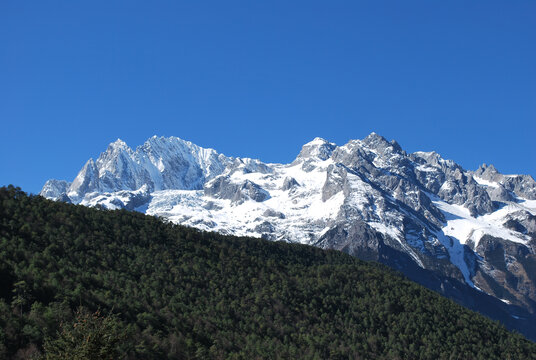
xmin=204 ymin=176 xmax=269 ymax=203
xmin=474 ymin=235 xmax=536 ymax=312
xmin=281 ymin=177 xmax=299 ymax=191
xmin=473 ymin=164 xmax=536 ymax=200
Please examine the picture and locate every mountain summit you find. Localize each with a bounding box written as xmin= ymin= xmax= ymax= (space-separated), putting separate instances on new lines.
xmin=41 ymin=133 xmax=536 ymax=338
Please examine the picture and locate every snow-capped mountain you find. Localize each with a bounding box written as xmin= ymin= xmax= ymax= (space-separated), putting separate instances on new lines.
xmin=41 ymin=133 xmax=536 ymax=338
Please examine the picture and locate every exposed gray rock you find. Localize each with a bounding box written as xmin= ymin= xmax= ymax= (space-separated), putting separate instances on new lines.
xmin=281 ymin=176 xmax=299 ymax=191
xmin=291 ymin=138 xmax=336 ymax=172
xmin=474 ymin=235 xmax=536 ymax=311
xmin=294 ymin=137 xmax=336 ymax=162
xmin=502 ymin=175 xmax=536 ymax=200
xmin=227 ymin=158 xmax=273 ymax=175
xmin=314 ymin=221 xmax=384 ymax=261
xmin=203 ymin=201 xmax=222 ymax=211
xmin=441 ymin=174 xmax=493 ymax=216
xmin=203 ymin=176 xmax=238 ymax=200
xmin=362 ymin=132 xmax=404 ymax=156
xmin=240 ymin=180 xmax=270 ymax=202
xmin=69 ymin=159 xmax=100 ymax=202
xmin=503 ymin=211 xmax=536 ymax=238
xmin=204 ymin=176 xmax=269 ymax=203
xmin=383 ymin=176 xmax=445 ymax=226
xmin=263 ymin=209 xmax=285 ymax=219
xmin=254 ymin=221 xmax=275 ymax=234
xmin=463 ymin=181 xmax=496 ymax=216
xmin=488 ymin=184 xmax=515 ymax=202
xmin=474 ymin=163 xmax=502 ymax=182
xmin=120 ymin=189 xmax=152 ymax=211
xmin=331 ymin=140 xmax=378 ymax=177
xmin=473 ymin=164 xmax=536 ymax=200
xmin=190 ymin=218 xmax=217 ymax=228
xmin=322 ymin=164 xmax=350 ymax=202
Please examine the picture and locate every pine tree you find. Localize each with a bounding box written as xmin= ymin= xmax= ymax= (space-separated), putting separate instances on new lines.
xmin=42 ymin=308 xmax=125 ymax=360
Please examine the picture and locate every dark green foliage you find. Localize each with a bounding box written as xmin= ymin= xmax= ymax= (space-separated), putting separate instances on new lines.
xmin=0 ymin=185 xmax=535 ymax=359
xmin=42 ymin=308 xmax=125 ymax=360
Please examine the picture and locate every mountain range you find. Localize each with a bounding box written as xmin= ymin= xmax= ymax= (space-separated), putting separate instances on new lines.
xmin=41 ymin=133 xmax=536 ymax=339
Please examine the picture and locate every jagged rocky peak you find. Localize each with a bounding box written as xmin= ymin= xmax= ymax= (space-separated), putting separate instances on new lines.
xmin=68 ymin=158 xmax=100 ymax=202
xmin=472 ymin=163 xmax=536 ymax=200
xmin=97 ymin=139 xmax=133 ymax=167
xmin=295 ymin=137 xmax=336 ymax=162
xmin=362 ymin=132 xmax=402 ymax=153
xmin=412 ymin=151 xmax=441 ymax=166
xmin=95 ymin=139 xmax=140 ymax=181
xmin=110 ymin=138 xmax=129 ymax=150
xmin=471 ymin=165 xmax=515 ymax=202
xmin=331 ymin=133 xmax=409 ymax=175
xmin=40 ymin=179 xmax=71 ymax=201
xmin=67 ymin=135 xmax=236 ymax=203
xmin=505 ymin=175 xmax=536 ymax=200
xmin=411 ymin=151 xmax=457 ymax=170
xmin=95 ymin=138 xmax=150 ymax=194
xmin=474 ymin=163 xmax=501 ymax=181
xmin=141 ymin=135 xmax=222 ymax=166
xmin=98 ymin=138 xmax=136 ymax=167
xmin=140 ymin=135 xmax=230 ymax=190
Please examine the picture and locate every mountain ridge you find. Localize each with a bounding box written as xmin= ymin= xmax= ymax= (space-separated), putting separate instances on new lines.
xmin=40 ymin=133 xmax=536 ymax=338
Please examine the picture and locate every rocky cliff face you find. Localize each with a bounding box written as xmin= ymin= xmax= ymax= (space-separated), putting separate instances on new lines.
xmin=41 ymin=133 xmax=536 ymax=339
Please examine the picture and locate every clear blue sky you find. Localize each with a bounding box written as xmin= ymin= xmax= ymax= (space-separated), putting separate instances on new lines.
xmin=1 ymin=1 xmax=535 ymax=194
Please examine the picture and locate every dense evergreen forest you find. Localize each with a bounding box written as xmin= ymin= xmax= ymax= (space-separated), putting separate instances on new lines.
xmin=1 ymin=185 xmax=535 ymax=359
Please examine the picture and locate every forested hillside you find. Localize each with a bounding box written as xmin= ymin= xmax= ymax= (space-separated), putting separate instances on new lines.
xmin=1 ymin=185 xmax=535 ymax=359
